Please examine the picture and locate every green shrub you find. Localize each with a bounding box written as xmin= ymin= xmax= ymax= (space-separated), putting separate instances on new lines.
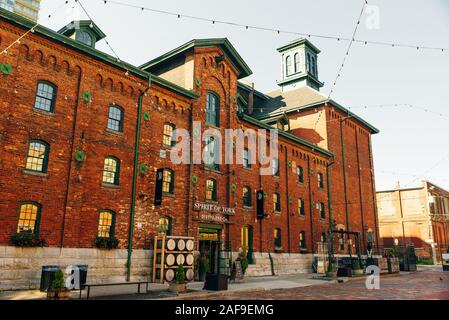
xmin=175 ymin=265 xmax=185 ymax=284
xmin=417 ymin=258 xmax=434 ymax=265
xmin=51 ymin=270 xmax=65 ymax=290
xmin=95 ymin=237 xmax=119 ymax=249
xmin=10 ymin=230 xmax=45 ymax=247
xmin=352 ymin=260 xmax=362 ymax=270
xmin=240 ymin=258 xmax=249 ymax=274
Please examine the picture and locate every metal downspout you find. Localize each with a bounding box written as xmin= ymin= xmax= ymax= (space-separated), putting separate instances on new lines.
xmin=126 ymin=77 xmax=151 ymax=281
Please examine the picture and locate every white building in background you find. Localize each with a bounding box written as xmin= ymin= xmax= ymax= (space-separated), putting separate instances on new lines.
xmin=0 ymin=0 xmax=41 ymax=21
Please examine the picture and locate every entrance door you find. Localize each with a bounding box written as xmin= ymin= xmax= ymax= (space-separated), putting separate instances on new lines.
xmin=198 ymin=227 xmax=220 ymax=280
xmin=242 ymin=225 xmax=254 ymax=264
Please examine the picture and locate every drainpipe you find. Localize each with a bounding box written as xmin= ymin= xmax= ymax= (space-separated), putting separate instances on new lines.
xmin=126 ymin=76 xmax=152 ymax=281
xmin=355 ymin=129 xmax=366 ymax=250
xmin=60 ymin=67 xmax=82 ymax=248
xmin=326 ymin=157 xmax=336 ymax=262
xmin=284 ymin=150 xmax=291 ymax=253
xmin=339 ymin=118 xmax=350 ymax=232
xmin=307 ymin=156 xmax=315 ymax=254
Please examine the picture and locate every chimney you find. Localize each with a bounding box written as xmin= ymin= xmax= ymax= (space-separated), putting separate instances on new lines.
xmin=248 ymin=82 xmax=254 ymax=115
xmin=395 ymin=181 xmax=401 ymax=189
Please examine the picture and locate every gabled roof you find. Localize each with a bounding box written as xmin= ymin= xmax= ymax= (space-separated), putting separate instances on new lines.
xmin=0 ymin=8 xmax=197 ymax=99
xmin=253 ymin=86 xmax=379 ymax=134
xmin=277 ymin=38 xmax=321 ymax=54
xmin=140 ymin=38 xmax=253 ymax=79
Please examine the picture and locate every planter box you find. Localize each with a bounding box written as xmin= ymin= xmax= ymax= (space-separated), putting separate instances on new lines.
xmin=168 ymin=283 xmax=187 ymax=294
xmin=47 ymin=290 xmax=70 ymax=300
xmin=204 ymin=274 xmax=228 ymax=291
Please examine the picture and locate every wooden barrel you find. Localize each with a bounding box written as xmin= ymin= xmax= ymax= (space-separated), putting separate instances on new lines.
xmin=185 ymin=269 xmax=194 ymax=281
xmin=176 ymin=254 xmax=185 ymax=266
xmin=165 ymin=269 xmax=175 ymax=282
xmin=186 ymin=254 xmax=194 ymax=266
xmin=177 ymin=239 xmax=186 ymax=251
xmin=166 ymin=254 xmax=175 ymax=266
xmin=186 ymin=240 xmax=194 ymax=251
xmin=166 ymin=239 xmax=176 ymax=251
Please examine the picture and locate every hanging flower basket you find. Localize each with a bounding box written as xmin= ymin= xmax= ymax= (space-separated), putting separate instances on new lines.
xmin=191 ymin=175 xmax=198 ymax=184
xmin=82 ymin=90 xmax=92 ymax=103
xmin=0 ymin=63 xmax=13 ymax=75
xmin=143 ymin=111 xmax=151 ymax=121
xmin=74 ymin=150 xmax=86 ymax=163
xmin=231 ymin=183 xmax=237 ymax=193
xmin=139 ymin=163 xmax=149 ymax=175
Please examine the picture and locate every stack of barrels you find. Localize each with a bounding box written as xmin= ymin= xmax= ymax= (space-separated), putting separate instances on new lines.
xmin=153 ymin=235 xmax=195 ymax=284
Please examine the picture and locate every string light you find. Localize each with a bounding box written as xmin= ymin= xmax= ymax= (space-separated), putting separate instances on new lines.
xmin=403 ymin=154 xmax=449 ymax=188
xmin=1 ymin=0 xmax=72 ymax=56
xmin=349 ymin=103 xmax=449 ymax=119
xmin=96 ymin=0 xmax=449 ymax=53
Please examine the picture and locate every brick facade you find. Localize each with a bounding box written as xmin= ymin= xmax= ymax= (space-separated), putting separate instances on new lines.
xmin=0 ymin=9 xmax=380 ymax=285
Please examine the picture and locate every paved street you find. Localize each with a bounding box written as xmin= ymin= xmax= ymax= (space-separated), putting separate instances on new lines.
xmin=179 ymin=266 xmax=449 ymax=300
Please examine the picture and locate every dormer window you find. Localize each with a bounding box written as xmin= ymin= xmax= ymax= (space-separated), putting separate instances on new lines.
xmin=57 ymin=20 xmax=106 ymax=50
xmin=76 ymin=31 xmax=93 ymax=47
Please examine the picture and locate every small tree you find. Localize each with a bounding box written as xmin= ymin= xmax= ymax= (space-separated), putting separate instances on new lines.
xmin=51 ymin=270 xmax=66 ymax=291
xmin=175 ymin=265 xmax=186 ymax=284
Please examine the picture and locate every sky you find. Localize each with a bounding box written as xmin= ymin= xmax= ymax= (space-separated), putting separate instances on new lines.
xmin=37 ymin=0 xmax=449 ymax=191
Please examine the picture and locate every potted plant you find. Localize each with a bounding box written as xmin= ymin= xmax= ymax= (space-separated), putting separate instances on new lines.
xmin=326 ymin=261 xmax=337 ymax=278
xmin=95 ymin=237 xmax=119 ymax=249
xmin=168 ymin=265 xmax=187 ymax=294
xmin=352 ymin=260 xmax=364 ymax=276
xmin=238 ymin=250 xmax=249 ymax=275
xmin=11 ymin=230 xmax=45 ymax=247
xmin=47 ymin=270 xmax=70 ymax=300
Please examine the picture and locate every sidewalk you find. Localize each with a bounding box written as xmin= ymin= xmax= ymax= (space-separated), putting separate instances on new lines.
xmin=0 ymin=273 xmax=334 ymax=300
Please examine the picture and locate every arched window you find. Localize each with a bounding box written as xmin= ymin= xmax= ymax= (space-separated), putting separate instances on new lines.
xmin=17 ymin=202 xmax=41 ymax=235
xmin=163 ymin=123 xmax=176 ymax=147
xmin=205 ymin=135 xmax=220 ymax=171
xmin=306 ymin=53 xmax=311 ymax=73
xmin=107 ymin=105 xmax=124 ymax=132
xmin=243 ymin=186 xmax=252 ymax=207
xmin=274 ymin=228 xmax=282 ymax=248
xmin=319 ymin=202 xmax=326 ymax=219
xmin=318 ymin=172 xmax=324 ymax=188
xmin=102 ymin=157 xmax=120 ymax=185
xmin=300 ymin=231 xmax=307 ymax=250
xmin=159 ymin=216 xmax=173 ymax=235
xmin=298 ymin=198 xmax=305 ymax=216
xmin=98 ymin=210 xmax=115 ymax=238
xmin=34 ymin=81 xmax=57 ymax=112
xmin=285 ymin=55 xmax=292 ymax=76
xmin=297 ymin=166 xmax=304 ymax=183
xmin=162 ymin=169 xmax=174 ymax=194
xmin=25 ymin=140 xmax=50 ymax=173
xmin=311 ymin=56 xmax=317 ymax=76
xmin=206 ymin=92 xmax=220 ymax=126
xmin=76 ymin=31 xmax=93 ymax=47
xmin=294 ymin=53 xmax=300 ymax=73
xmin=272 ymin=158 xmax=279 ymax=176
xmin=206 ymin=178 xmax=217 ymax=201
xmin=273 ymin=192 xmax=281 ymax=212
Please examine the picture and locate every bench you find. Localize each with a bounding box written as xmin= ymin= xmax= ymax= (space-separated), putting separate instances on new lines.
xmin=79 ymin=281 xmax=152 ymax=300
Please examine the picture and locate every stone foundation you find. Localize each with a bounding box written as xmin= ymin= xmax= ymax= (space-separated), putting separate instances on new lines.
xmin=245 ymin=253 xmax=314 ymax=277
xmin=0 ymin=246 xmax=152 ymax=291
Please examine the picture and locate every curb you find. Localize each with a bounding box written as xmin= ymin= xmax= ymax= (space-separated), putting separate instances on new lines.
xmin=155 ymin=287 xmax=268 ymax=300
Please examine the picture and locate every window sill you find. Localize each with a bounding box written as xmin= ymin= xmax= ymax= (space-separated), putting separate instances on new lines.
xmin=163 ymin=192 xmax=175 ymax=197
xmin=300 ymin=248 xmax=308 ymax=253
xmin=243 ymin=206 xmax=253 ymax=210
xmin=105 ymin=128 xmax=124 ymax=136
xmin=204 ymin=166 xmax=222 ymax=174
xmin=102 ymin=183 xmax=120 ymax=189
xmin=33 ymin=109 xmax=55 ymax=116
xmin=274 ymin=211 xmax=281 ymax=215
xmin=23 ymin=169 xmax=48 ymax=177
xmin=205 ymin=123 xmax=221 ymax=131
xmin=298 ymin=214 xmax=306 ymax=219
xmin=205 ymin=200 xmax=218 ymax=204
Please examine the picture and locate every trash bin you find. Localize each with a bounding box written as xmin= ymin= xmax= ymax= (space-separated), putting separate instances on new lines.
xmin=40 ymin=266 xmax=61 ymax=292
xmin=75 ymin=265 xmax=88 ymax=290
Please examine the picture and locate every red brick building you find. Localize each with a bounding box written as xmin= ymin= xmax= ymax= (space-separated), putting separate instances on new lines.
xmin=0 ymin=9 xmax=379 ymax=288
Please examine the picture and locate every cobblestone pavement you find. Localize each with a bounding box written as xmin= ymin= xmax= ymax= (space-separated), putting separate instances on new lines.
xmin=182 ymin=267 xmax=449 ymax=300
